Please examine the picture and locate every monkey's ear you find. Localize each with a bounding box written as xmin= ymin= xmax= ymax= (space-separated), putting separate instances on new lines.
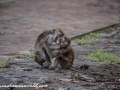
xmin=52 ymin=29 xmax=56 ymax=34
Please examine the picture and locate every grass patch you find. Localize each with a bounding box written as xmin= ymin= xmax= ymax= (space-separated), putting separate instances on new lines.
xmin=0 ymin=60 xmax=6 ymax=67
xmin=88 ymin=51 xmax=120 ymax=64
xmin=118 ymin=21 xmax=120 ymax=26
xmin=89 ymin=33 xmax=100 ymax=38
xmin=76 ymin=37 xmax=95 ymax=45
xmin=25 ymin=50 xmax=34 ymax=58
xmin=110 ymin=27 xmax=115 ymax=31
xmin=14 ymin=51 xmax=34 ymax=59
xmin=0 ymin=0 xmax=6 ymax=2
xmin=75 ymin=33 xmax=100 ymax=45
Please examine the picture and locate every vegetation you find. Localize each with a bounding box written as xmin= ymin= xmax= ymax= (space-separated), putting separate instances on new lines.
xmin=118 ymin=21 xmax=120 ymax=26
xmin=14 ymin=51 xmax=34 ymax=59
xmin=0 ymin=0 xmax=6 ymax=2
xmin=88 ymin=50 xmax=120 ymax=64
xmin=25 ymin=50 xmax=34 ymax=58
xmin=110 ymin=27 xmax=115 ymax=31
xmin=75 ymin=33 xmax=100 ymax=45
xmin=89 ymin=33 xmax=100 ymax=38
xmin=76 ymin=37 xmax=95 ymax=45
xmin=0 ymin=60 xmax=6 ymax=67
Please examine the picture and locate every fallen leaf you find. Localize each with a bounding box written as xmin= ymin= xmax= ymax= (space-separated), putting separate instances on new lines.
xmin=59 ymin=78 xmax=72 ymax=82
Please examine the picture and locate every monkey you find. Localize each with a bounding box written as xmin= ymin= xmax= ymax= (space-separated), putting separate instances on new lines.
xmin=35 ymin=28 xmax=81 ymax=71
xmin=43 ymin=36 xmax=74 ymax=69
xmin=43 ymin=36 xmax=83 ymax=73
xmin=34 ymin=28 xmax=66 ymax=69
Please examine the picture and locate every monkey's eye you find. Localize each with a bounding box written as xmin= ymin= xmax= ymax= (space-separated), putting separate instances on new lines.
xmin=59 ymin=34 xmax=63 ymax=37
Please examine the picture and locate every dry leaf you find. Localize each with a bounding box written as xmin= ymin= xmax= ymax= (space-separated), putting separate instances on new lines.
xmin=59 ymin=78 xmax=72 ymax=82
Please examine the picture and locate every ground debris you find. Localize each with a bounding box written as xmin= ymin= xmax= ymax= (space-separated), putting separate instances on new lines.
xmin=59 ymin=78 xmax=72 ymax=82
xmin=72 ymin=73 xmax=95 ymax=82
xmin=91 ymin=72 xmax=105 ymax=77
xmin=100 ymin=82 xmax=120 ymax=90
xmin=81 ymin=82 xmax=97 ymax=86
xmin=22 ymin=67 xmax=32 ymax=71
xmin=95 ymin=76 xmax=119 ymax=82
xmin=79 ymin=64 xmax=90 ymax=70
xmin=43 ymin=78 xmax=57 ymax=84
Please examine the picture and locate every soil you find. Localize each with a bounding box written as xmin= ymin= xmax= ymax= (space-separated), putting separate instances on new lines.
xmin=0 ymin=25 xmax=120 ymax=90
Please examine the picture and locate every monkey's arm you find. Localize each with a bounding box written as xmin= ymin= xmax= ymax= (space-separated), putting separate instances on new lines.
xmin=43 ymin=40 xmax=62 ymax=58
xmin=49 ymin=43 xmax=61 ymax=50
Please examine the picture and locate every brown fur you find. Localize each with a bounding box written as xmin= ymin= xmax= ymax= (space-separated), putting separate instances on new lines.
xmin=34 ymin=30 xmax=52 ymax=50
xmin=59 ymin=37 xmax=74 ymax=69
xmin=34 ymin=28 xmax=66 ymax=69
xmin=43 ymin=33 xmax=74 ymax=69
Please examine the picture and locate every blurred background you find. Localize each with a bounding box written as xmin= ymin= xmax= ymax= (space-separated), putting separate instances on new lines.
xmin=0 ymin=0 xmax=120 ymax=53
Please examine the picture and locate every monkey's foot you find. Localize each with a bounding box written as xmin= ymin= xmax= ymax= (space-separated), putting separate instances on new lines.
xmin=43 ymin=63 xmax=50 ymax=69
xmin=48 ymin=66 xmax=55 ymax=70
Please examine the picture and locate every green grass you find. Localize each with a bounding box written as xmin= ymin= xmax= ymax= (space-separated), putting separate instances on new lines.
xmin=89 ymin=33 xmax=100 ymax=38
xmin=0 ymin=60 xmax=6 ymax=67
xmin=75 ymin=33 xmax=100 ymax=45
xmin=76 ymin=37 xmax=95 ymax=45
xmin=14 ymin=51 xmax=34 ymax=59
xmin=0 ymin=0 xmax=6 ymax=2
xmin=110 ymin=27 xmax=115 ymax=31
xmin=25 ymin=50 xmax=34 ymax=58
xmin=88 ymin=51 xmax=120 ymax=64
xmin=118 ymin=21 xmax=120 ymax=26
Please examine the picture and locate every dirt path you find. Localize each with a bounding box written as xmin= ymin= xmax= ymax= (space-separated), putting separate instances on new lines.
xmin=0 ymin=0 xmax=120 ymax=53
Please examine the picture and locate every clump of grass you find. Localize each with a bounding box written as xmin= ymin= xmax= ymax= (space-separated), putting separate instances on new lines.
xmin=25 ymin=50 xmax=34 ymax=58
xmin=118 ymin=21 xmax=120 ymax=26
xmin=14 ymin=51 xmax=34 ymax=59
xmin=89 ymin=33 xmax=100 ymax=38
xmin=0 ymin=60 xmax=6 ymax=67
xmin=110 ymin=27 xmax=115 ymax=31
xmin=76 ymin=37 xmax=95 ymax=45
xmin=75 ymin=33 xmax=100 ymax=45
xmin=88 ymin=51 xmax=120 ymax=64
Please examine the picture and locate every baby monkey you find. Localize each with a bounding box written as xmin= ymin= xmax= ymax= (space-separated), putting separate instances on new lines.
xmin=43 ymin=36 xmax=74 ymax=69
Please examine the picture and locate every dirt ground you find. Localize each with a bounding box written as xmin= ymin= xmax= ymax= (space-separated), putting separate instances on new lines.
xmin=0 ymin=24 xmax=120 ymax=90
xmin=0 ymin=0 xmax=120 ymax=53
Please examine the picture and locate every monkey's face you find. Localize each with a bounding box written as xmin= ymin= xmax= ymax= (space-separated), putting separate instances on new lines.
xmin=55 ymin=35 xmax=65 ymax=44
xmin=52 ymin=28 xmax=65 ymax=45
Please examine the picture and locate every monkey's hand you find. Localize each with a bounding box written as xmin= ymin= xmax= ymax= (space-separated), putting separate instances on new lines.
xmin=60 ymin=43 xmax=64 ymax=47
xmin=60 ymin=43 xmax=68 ymax=48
